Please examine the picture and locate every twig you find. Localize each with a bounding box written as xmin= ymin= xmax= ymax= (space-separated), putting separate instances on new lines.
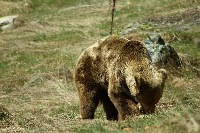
xmin=109 ymin=0 xmax=116 ymax=35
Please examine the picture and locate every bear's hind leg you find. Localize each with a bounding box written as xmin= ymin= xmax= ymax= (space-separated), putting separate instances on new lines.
xmin=100 ymin=90 xmax=118 ymax=121
xmin=78 ymin=84 xmax=99 ymax=119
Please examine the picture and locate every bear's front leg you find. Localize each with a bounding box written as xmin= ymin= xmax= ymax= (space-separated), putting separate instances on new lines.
xmin=108 ymin=78 xmax=140 ymax=121
xmin=109 ymin=91 xmax=139 ymax=121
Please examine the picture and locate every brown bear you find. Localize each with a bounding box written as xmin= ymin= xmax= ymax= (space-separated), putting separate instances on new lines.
xmin=74 ymin=36 xmax=167 ymax=121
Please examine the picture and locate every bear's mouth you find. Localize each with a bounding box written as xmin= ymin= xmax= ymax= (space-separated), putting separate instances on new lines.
xmin=137 ymin=103 xmax=144 ymax=113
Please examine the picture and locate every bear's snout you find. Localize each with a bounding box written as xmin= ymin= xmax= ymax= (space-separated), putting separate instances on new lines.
xmin=142 ymin=104 xmax=156 ymax=114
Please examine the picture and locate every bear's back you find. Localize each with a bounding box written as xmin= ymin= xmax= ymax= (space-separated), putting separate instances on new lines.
xmin=85 ymin=36 xmax=129 ymax=58
xmin=98 ymin=36 xmax=129 ymax=52
xmin=84 ymin=36 xmax=148 ymax=65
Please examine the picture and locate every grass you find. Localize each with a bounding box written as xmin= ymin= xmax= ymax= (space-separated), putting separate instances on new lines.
xmin=0 ymin=0 xmax=200 ymax=132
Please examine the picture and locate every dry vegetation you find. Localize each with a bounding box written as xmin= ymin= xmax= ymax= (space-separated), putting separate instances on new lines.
xmin=0 ymin=0 xmax=200 ymax=132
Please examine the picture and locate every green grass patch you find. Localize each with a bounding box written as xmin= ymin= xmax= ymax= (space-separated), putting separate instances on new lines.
xmin=51 ymin=104 xmax=79 ymax=119
xmin=76 ymin=123 xmax=108 ymax=133
xmin=65 ymin=53 xmax=78 ymax=68
xmin=33 ymin=30 xmax=85 ymax=43
xmin=49 ymin=30 xmax=84 ymax=43
xmin=0 ymin=61 xmax=10 ymax=73
xmin=1 ymin=0 xmax=23 ymax=2
xmin=29 ymin=0 xmax=103 ymax=12
xmin=163 ymin=30 xmax=200 ymax=59
xmin=97 ymin=21 xmax=111 ymax=36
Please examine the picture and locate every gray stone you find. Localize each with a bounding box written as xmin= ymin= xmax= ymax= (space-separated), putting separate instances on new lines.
xmin=0 ymin=15 xmax=18 ymax=30
xmin=143 ymin=34 xmax=181 ymax=68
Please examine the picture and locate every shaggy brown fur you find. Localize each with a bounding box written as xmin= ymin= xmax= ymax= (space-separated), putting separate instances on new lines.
xmin=74 ymin=36 xmax=167 ymax=121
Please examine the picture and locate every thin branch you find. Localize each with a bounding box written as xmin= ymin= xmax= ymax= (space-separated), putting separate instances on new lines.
xmin=110 ymin=0 xmax=116 ymax=35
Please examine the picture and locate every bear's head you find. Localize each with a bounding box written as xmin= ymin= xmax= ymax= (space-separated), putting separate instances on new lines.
xmin=134 ymin=69 xmax=167 ymax=114
xmin=122 ymin=40 xmax=167 ymax=114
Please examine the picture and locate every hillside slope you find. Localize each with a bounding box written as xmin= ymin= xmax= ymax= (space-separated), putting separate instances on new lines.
xmin=0 ymin=0 xmax=199 ymax=132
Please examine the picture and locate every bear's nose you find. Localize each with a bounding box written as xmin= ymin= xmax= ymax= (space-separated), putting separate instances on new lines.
xmin=142 ymin=104 xmax=156 ymax=114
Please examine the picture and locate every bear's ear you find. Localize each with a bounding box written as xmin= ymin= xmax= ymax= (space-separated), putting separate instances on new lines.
xmin=158 ymin=69 xmax=168 ymax=81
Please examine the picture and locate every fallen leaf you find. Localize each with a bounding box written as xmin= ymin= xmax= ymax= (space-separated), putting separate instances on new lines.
xmin=123 ymin=127 xmax=132 ymax=131
xmin=144 ymin=126 xmax=151 ymax=130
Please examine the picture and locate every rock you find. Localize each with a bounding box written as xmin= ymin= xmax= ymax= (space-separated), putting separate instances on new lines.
xmin=0 ymin=15 xmax=18 ymax=30
xmin=143 ymin=34 xmax=181 ymax=68
xmin=144 ymin=34 xmax=165 ymax=45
